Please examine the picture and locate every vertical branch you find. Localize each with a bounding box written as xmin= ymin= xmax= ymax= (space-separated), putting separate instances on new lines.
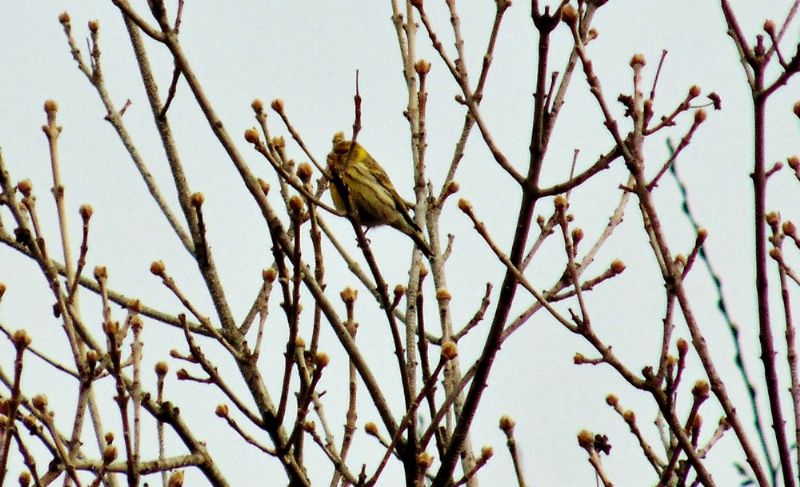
xmin=130 ymin=315 xmax=144 ymax=478
xmin=719 ymin=3 xmax=800 ymax=484
xmin=752 ymin=69 xmax=794 ymax=486
xmin=42 ymin=101 xmax=74 ymax=291
xmin=277 ymin=198 xmax=305 ymax=423
xmin=772 ymin=241 xmax=800 ymax=478
xmin=0 ymin=331 xmax=31 ymax=486
xmin=58 ymin=14 xmax=194 ymax=253
xmin=432 ymin=4 xmax=566 ymax=483
xmin=330 ymin=288 xmax=359 ymax=487
xmin=667 ymin=137 xmax=776 ymax=475
xmin=396 ymin=7 xmax=425 ymax=455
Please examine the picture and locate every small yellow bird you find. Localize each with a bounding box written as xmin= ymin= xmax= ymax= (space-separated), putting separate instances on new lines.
xmin=327 ymin=132 xmax=433 ymax=257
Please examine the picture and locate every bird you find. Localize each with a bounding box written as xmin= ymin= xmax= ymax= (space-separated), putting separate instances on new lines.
xmin=326 ymin=132 xmax=433 ymax=257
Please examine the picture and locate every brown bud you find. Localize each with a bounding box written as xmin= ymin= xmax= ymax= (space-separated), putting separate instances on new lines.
xmin=788 ymin=155 xmax=799 ymax=169
xmin=441 ymin=341 xmax=458 ymax=361
xmin=244 ymin=128 xmax=260 ymax=144
xmin=794 ymin=101 xmax=800 ymax=118
xmin=416 ymin=452 xmax=433 ymax=469
xmin=19 ymin=471 xmax=31 ymax=487
xmin=155 ymin=361 xmax=169 ymax=376
xmin=782 ymin=220 xmax=796 ymax=236
xmin=79 ymin=204 xmax=93 ymax=220
xmin=769 ymin=248 xmax=782 ymax=260
xmin=88 ymin=20 xmax=99 ymax=32
xmin=610 ymin=259 xmax=626 ymax=274
xmin=149 ymin=260 xmax=166 ymax=276
xmin=16 ymin=179 xmax=33 ymax=197
xmin=12 ymin=329 xmax=31 ymax=349
xmin=393 ymin=284 xmax=406 ymax=299
xmin=251 ymin=98 xmax=264 ymax=113
xmin=263 ymin=267 xmax=277 ymax=282
xmin=577 ymin=429 xmax=594 ymax=449
xmin=573 ymin=352 xmax=585 ymax=364
xmin=128 ymin=299 xmax=142 ymax=313
xmin=340 ymin=287 xmax=358 ymax=304
xmin=288 ymin=195 xmax=304 ymax=214
xmin=435 ymin=288 xmax=452 ymax=301
xmin=457 ymin=198 xmax=472 ymax=211
xmin=480 ymin=446 xmax=494 ymax=459
xmin=86 ymin=350 xmax=98 ymax=368
xmin=677 ymin=338 xmax=688 ymax=354
xmin=694 ymin=109 xmax=707 ymax=123
xmin=270 ymin=99 xmax=285 ymax=113
xmin=630 ymin=53 xmax=646 ymax=67
xmin=766 ymin=211 xmax=780 ymax=227
xmin=93 ymin=266 xmax=107 ymax=280
xmin=44 ymin=100 xmax=59 ymax=115
xmin=764 ymin=19 xmax=776 ymax=35
xmin=414 ymin=59 xmax=432 ymax=75
xmin=167 ymin=471 xmax=185 ymax=487
xmin=689 ymin=85 xmax=701 ymax=98
xmin=445 ymin=180 xmax=460 ymax=195
xmin=102 ymin=320 xmax=118 ymax=336
xmin=332 ymin=131 xmax=346 ymax=145
xmin=561 ymin=5 xmax=578 ymax=25
xmin=0 ymin=283 xmax=5 ymax=299
xmin=295 ymin=336 xmax=306 ymax=348
xmin=215 ymin=404 xmax=229 ymax=417
xmin=191 ymin=192 xmax=204 ymax=207
xmin=58 ymin=11 xmax=70 ymax=24
xmin=499 ymin=415 xmax=516 ymax=432
xmin=623 ymin=410 xmax=635 ymax=424
xmin=605 ymin=394 xmax=618 ymax=406
xmin=130 ymin=315 xmax=143 ymax=331
xmin=303 ymin=420 xmax=316 ymax=432
xmin=554 ymin=195 xmax=568 ymax=210
xmin=102 ymin=445 xmax=117 ymax=464
xmin=364 ymin=422 xmax=378 ymax=435
xmin=571 ymin=227 xmax=584 ymax=244
xmin=315 ymin=352 xmax=330 ymax=368
xmin=272 ymin=136 xmax=286 ymax=149
xmin=32 ymin=394 xmax=48 ymax=412
xmin=297 ymin=162 xmax=313 ymax=183
xmin=692 ymin=379 xmax=710 ymax=399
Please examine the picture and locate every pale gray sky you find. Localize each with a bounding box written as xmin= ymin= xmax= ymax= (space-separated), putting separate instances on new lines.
xmin=1 ymin=1 xmax=798 ymax=486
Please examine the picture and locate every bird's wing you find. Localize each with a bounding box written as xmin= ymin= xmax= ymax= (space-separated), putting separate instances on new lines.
xmin=361 ymin=154 xmax=424 ymax=233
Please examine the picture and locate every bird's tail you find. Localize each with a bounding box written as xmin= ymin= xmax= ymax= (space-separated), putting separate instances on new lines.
xmin=404 ymin=226 xmax=433 ymax=258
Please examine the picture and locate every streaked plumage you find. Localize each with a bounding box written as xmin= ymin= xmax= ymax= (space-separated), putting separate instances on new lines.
xmin=327 ymin=132 xmax=432 ymax=257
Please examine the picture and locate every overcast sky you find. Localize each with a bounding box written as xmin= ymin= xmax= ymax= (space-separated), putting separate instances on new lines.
xmin=1 ymin=1 xmax=799 ymax=486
